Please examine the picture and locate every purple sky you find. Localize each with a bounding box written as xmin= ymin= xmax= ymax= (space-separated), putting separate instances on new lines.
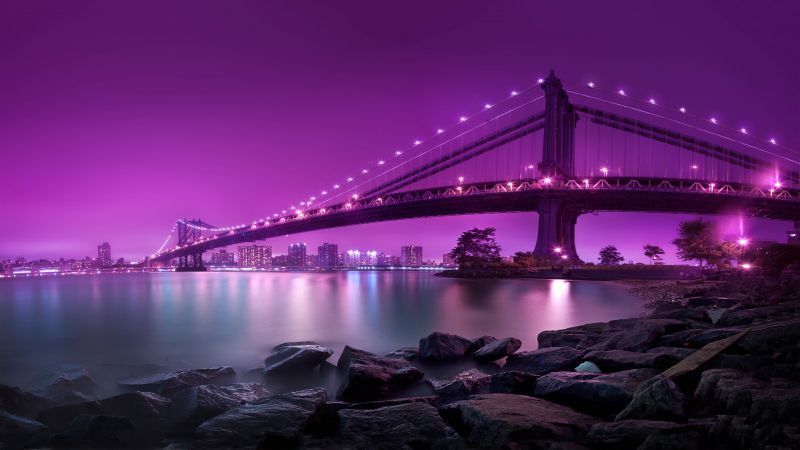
xmin=2 ymin=1 xmax=799 ymax=263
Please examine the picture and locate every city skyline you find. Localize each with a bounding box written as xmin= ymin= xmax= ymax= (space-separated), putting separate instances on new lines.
xmin=2 ymin=1 xmax=799 ymax=264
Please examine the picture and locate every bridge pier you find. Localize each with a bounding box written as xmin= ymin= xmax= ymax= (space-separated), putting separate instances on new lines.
xmin=533 ymin=197 xmax=581 ymax=262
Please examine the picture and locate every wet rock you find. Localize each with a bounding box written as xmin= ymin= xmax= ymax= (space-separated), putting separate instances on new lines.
xmin=538 ymin=322 xmax=608 ymax=349
xmin=336 ymin=346 xmax=424 ymax=402
xmin=419 ymin=332 xmax=474 ymax=361
xmin=534 ymin=369 xmax=659 ymax=417
xmin=466 ymin=335 xmax=497 ymax=354
xmin=433 ymin=369 xmax=493 ymax=404
xmin=262 ymin=342 xmax=334 ymax=377
xmin=472 ymin=337 xmax=522 ymax=362
xmin=332 ymin=402 xmax=463 ymax=449
xmin=384 ymin=347 xmax=419 ymax=361
xmin=0 ymin=384 xmax=54 ymax=418
xmin=47 ymin=415 xmax=134 ymax=449
xmin=0 ymin=409 xmax=47 ymax=449
xmin=539 ymin=319 xmax=689 ymax=352
xmin=574 ymin=361 xmax=602 ymax=373
xmin=195 ymin=388 xmax=326 ymax=448
xmin=692 ymin=369 xmax=766 ymax=416
xmin=504 ymin=347 xmax=584 ymax=375
xmin=615 ymin=374 xmax=688 ymax=422
xmin=37 ymin=391 xmax=170 ymax=435
xmin=587 ymin=420 xmax=684 ymax=448
xmin=117 ymin=367 xmax=236 ymax=396
xmin=33 ymin=365 xmax=99 ymax=406
xmin=169 ymin=383 xmax=270 ymax=431
xmin=487 ymin=371 xmax=538 ymax=395
xmin=585 ymin=347 xmax=694 ymax=372
xmin=656 ymin=328 xmax=741 ymax=348
xmin=440 ymin=393 xmax=598 ymax=447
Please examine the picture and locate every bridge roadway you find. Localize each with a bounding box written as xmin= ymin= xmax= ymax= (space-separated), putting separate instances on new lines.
xmin=150 ymin=177 xmax=800 ymax=263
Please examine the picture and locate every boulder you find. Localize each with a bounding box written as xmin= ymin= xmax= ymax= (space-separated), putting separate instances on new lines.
xmin=585 ymin=347 xmax=694 ymax=372
xmin=737 ymin=318 xmax=800 ymax=354
xmin=419 ymin=332 xmax=474 ymax=361
xmin=538 ymin=319 xmax=690 ymax=352
xmin=332 ymin=402 xmax=463 ymax=449
xmin=486 ymin=371 xmax=538 ymax=395
xmin=615 ymin=374 xmax=688 ymax=422
xmin=692 ymin=369 xmax=766 ymax=416
xmin=196 ymin=388 xmax=326 ymax=448
xmin=117 ymin=367 xmax=236 ymax=396
xmin=37 ymin=391 xmax=170 ymax=435
xmin=656 ymin=328 xmax=741 ymax=348
xmin=384 ymin=347 xmax=419 ymax=361
xmin=574 ymin=361 xmax=602 ymax=373
xmin=472 ymin=337 xmax=522 ymax=362
xmin=534 ymin=369 xmax=659 ymax=417
xmin=504 ymin=347 xmax=584 ymax=375
xmin=467 ymin=335 xmax=498 ymax=354
xmin=0 ymin=409 xmax=47 ymax=449
xmin=440 ymin=393 xmax=598 ymax=447
xmin=587 ymin=420 xmax=684 ymax=448
xmin=262 ymin=342 xmax=334 ymax=377
xmin=33 ymin=365 xmax=99 ymax=406
xmin=46 ymin=415 xmax=134 ymax=449
xmin=432 ymin=369 xmax=493 ymax=404
xmin=169 ymin=383 xmax=270 ymax=431
xmin=0 ymin=384 xmax=54 ymax=418
xmin=336 ymin=346 xmax=424 ymax=402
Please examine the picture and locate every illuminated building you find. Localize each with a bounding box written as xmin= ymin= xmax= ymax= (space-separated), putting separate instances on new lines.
xmin=237 ymin=245 xmax=272 ymax=268
xmin=318 ymin=243 xmax=339 ymax=268
xmin=210 ymin=249 xmax=236 ymax=266
xmin=400 ymin=245 xmax=422 ymax=267
xmin=288 ymin=243 xmax=307 ymax=267
xmin=97 ymin=242 xmax=112 ymax=267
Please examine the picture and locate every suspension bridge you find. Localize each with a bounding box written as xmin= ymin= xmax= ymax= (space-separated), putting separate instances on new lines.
xmin=143 ymin=71 xmax=800 ymax=270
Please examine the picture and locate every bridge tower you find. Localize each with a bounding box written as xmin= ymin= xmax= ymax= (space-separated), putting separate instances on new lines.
xmin=175 ymin=219 xmax=207 ymax=272
xmin=533 ymin=71 xmax=581 ymax=261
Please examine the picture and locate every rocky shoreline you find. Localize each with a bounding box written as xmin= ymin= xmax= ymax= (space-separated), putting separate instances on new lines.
xmin=2 ymin=278 xmax=799 ymax=449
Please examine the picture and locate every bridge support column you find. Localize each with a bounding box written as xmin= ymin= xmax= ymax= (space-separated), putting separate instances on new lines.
xmin=533 ymin=197 xmax=580 ymax=262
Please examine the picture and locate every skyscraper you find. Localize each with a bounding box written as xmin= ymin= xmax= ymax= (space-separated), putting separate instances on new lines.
xmin=318 ymin=243 xmax=339 ymax=268
xmin=237 ymin=245 xmax=272 ymax=268
xmin=97 ymin=242 xmax=112 ymax=267
xmin=400 ymin=245 xmax=422 ymax=267
xmin=288 ymin=243 xmax=307 ymax=267
xmin=210 ymin=249 xmax=236 ymax=266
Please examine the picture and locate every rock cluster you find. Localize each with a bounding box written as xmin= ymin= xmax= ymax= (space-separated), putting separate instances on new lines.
xmin=1 ymin=288 xmax=798 ymax=449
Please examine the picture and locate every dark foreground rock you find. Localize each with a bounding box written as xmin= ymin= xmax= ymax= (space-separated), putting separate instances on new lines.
xmin=118 ymin=367 xmax=236 ymax=396
xmin=262 ymin=342 xmax=334 ymax=377
xmin=504 ymin=346 xmax=584 ymax=375
xmin=33 ymin=365 xmax=99 ymax=406
xmin=169 ymin=383 xmax=270 ymax=431
xmin=538 ymin=318 xmax=691 ymax=352
xmin=587 ymin=419 xmax=687 ymax=448
xmin=440 ymin=393 xmax=598 ymax=448
xmin=195 ymin=388 xmax=326 ymax=448
xmin=471 ymin=337 xmax=521 ymax=362
xmin=45 ymin=415 xmax=134 ymax=449
xmin=419 ymin=332 xmax=474 ymax=361
xmin=0 ymin=384 xmax=54 ymax=418
xmin=534 ymin=368 xmax=659 ymax=417
xmin=384 ymin=346 xmax=419 ymax=361
xmin=0 ymin=409 xmax=47 ymax=449
xmin=584 ymin=347 xmax=694 ymax=372
xmin=336 ymin=346 xmax=424 ymax=402
xmin=615 ymin=374 xmax=688 ymax=422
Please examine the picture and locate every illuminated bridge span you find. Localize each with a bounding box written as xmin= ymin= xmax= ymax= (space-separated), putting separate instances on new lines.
xmin=145 ymin=71 xmax=800 ymax=268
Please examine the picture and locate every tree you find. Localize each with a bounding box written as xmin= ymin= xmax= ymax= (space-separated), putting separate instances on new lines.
xmin=643 ymin=244 xmax=665 ymax=264
xmin=513 ymin=251 xmax=538 ymax=268
xmin=672 ymin=219 xmax=733 ymax=267
xmin=450 ymin=227 xmax=502 ymax=268
xmin=598 ymin=245 xmax=624 ymax=265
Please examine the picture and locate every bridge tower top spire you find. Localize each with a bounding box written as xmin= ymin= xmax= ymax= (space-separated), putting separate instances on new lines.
xmin=539 ymin=70 xmax=577 ymax=178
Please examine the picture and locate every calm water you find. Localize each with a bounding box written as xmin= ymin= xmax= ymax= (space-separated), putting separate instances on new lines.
xmin=0 ymin=271 xmax=642 ymax=391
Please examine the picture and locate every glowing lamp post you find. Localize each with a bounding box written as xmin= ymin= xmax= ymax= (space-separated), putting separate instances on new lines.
xmin=600 ymin=167 xmax=608 ymax=177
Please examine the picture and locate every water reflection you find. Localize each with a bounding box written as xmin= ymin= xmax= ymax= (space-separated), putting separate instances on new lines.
xmin=0 ymin=272 xmax=642 ymax=389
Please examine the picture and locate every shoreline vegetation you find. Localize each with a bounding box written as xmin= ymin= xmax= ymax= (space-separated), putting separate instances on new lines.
xmin=2 ymin=273 xmax=799 ymax=448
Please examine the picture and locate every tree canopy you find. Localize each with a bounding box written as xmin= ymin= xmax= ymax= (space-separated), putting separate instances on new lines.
xmin=643 ymin=244 xmax=665 ymax=263
xmin=451 ymin=227 xmax=502 ymax=268
xmin=672 ymin=219 xmax=735 ymax=267
xmin=598 ymin=245 xmax=624 ymax=265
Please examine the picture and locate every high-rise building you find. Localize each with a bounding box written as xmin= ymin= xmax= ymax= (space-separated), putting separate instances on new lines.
xmin=318 ymin=243 xmax=339 ymax=268
xmin=97 ymin=242 xmax=112 ymax=267
xmin=211 ymin=249 xmax=236 ymax=266
xmin=288 ymin=243 xmax=307 ymax=267
xmin=400 ymin=245 xmax=423 ymax=267
xmin=343 ymin=250 xmax=361 ymax=268
xmin=237 ymin=245 xmax=272 ymax=268
xmin=365 ymin=250 xmax=378 ymax=266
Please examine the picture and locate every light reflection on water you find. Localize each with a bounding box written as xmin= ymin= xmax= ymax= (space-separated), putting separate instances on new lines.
xmin=0 ymin=272 xmax=642 ymax=389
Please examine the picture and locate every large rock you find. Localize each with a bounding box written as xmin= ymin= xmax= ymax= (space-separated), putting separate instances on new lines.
xmin=37 ymin=391 xmax=170 ymax=435
xmin=432 ymin=369 xmax=493 ymax=404
xmin=332 ymin=402 xmax=463 ymax=449
xmin=384 ymin=347 xmax=419 ymax=361
xmin=692 ymin=368 xmax=768 ymax=417
xmin=336 ymin=346 xmax=424 ymax=402
xmin=262 ymin=342 xmax=334 ymax=377
xmin=472 ymin=337 xmax=522 ymax=362
xmin=615 ymin=374 xmax=688 ymax=422
xmin=419 ymin=332 xmax=474 ymax=361
xmin=656 ymin=328 xmax=741 ymax=348
xmin=117 ymin=367 xmax=236 ymax=396
xmin=584 ymin=347 xmax=694 ymax=372
xmin=440 ymin=393 xmax=598 ymax=447
xmin=538 ymin=319 xmax=690 ymax=352
xmin=587 ymin=420 xmax=685 ymax=448
xmin=534 ymin=369 xmax=659 ymax=417
xmin=196 ymin=388 xmax=326 ymax=448
xmin=737 ymin=318 xmax=800 ymax=354
xmin=0 ymin=384 xmax=54 ymax=418
xmin=504 ymin=347 xmax=584 ymax=375
xmin=467 ymin=335 xmax=498 ymax=354
xmin=46 ymin=415 xmax=134 ymax=449
xmin=33 ymin=365 xmax=99 ymax=406
xmin=169 ymin=383 xmax=270 ymax=431
xmin=0 ymin=409 xmax=47 ymax=449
